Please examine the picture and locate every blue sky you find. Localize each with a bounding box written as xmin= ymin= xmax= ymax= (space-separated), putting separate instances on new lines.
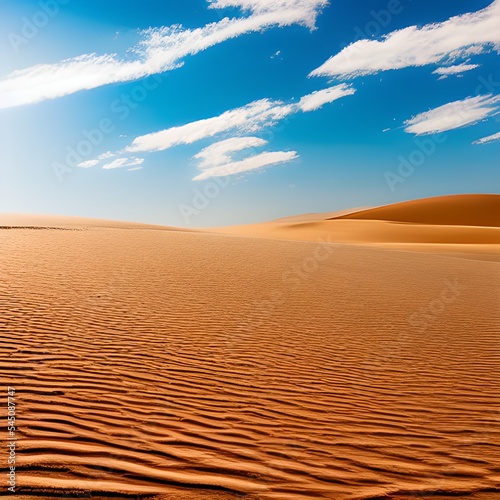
xmin=0 ymin=0 xmax=499 ymax=226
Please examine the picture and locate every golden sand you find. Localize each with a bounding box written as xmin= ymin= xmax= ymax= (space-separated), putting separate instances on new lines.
xmin=1 ymin=195 xmax=499 ymax=498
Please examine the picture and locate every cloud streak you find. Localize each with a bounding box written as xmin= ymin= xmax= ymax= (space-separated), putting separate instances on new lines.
xmin=194 ymin=136 xmax=268 ymax=168
xmin=126 ymin=99 xmax=295 ymax=153
xmin=404 ymin=94 xmax=500 ymax=135
xmin=0 ymin=0 xmax=327 ymax=109
xmin=310 ymin=0 xmax=500 ymax=79
xmin=298 ymin=85 xmax=356 ymax=112
xmin=101 ymin=157 xmax=144 ymax=170
xmin=208 ymin=0 xmax=328 ymax=29
xmin=192 ymin=136 xmax=297 ymax=180
xmin=432 ymin=63 xmax=480 ymax=77
xmin=125 ymin=84 xmax=354 ymax=154
xmin=194 ymin=150 xmax=298 ymax=180
xmin=473 ymin=131 xmax=500 ymax=144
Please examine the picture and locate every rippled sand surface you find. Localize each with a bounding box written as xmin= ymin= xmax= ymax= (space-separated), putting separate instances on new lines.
xmin=1 ymin=196 xmax=499 ymax=498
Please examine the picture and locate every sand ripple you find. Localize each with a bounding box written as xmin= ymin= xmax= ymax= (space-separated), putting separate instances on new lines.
xmin=1 ymin=227 xmax=499 ymax=498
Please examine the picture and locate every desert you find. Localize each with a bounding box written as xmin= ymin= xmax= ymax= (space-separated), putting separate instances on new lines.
xmin=1 ymin=194 xmax=499 ymax=498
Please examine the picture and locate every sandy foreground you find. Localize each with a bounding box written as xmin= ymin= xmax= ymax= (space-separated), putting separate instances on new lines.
xmin=1 ymin=195 xmax=499 ymax=499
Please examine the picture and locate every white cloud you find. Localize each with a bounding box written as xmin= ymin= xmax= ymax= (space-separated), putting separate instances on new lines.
xmin=125 ymin=84 xmax=354 ymax=154
xmin=79 ymin=151 xmax=117 ymax=168
xmin=194 ymin=136 xmax=267 ymax=169
xmin=194 ymin=150 xmax=298 ymax=180
xmin=0 ymin=0 xmax=327 ymax=109
xmin=432 ymin=63 xmax=479 ymax=76
xmin=126 ymin=99 xmax=294 ymax=153
xmin=77 ymin=159 xmax=99 ymax=168
xmin=102 ymin=157 xmax=144 ymax=170
xmin=97 ymin=151 xmax=115 ymax=160
xmin=192 ymin=136 xmax=297 ymax=180
xmin=473 ymin=131 xmax=500 ymax=144
xmin=209 ymin=0 xmax=328 ymax=28
xmin=310 ymin=0 xmax=500 ymax=79
xmin=298 ymin=83 xmax=355 ymax=111
xmin=404 ymin=94 xmax=500 ymax=135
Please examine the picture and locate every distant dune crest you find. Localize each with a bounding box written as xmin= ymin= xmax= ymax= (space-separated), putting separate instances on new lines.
xmin=206 ymin=194 xmax=500 ymax=259
xmin=330 ymin=194 xmax=500 ymax=227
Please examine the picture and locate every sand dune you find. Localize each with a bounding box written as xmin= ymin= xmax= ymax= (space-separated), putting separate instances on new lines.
xmin=270 ymin=207 xmax=371 ymax=224
xmin=1 ymin=195 xmax=499 ymax=498
xmin=331 ymin=194 xmax=500 ymax=227
xmin=211 ymin=195 xmax=500 ymax=259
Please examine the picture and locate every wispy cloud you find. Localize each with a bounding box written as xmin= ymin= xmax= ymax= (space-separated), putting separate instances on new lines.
xmin=0 ymin=0 xmax=327 ymax=109
xmin=193 ymin=136 xmax=298 ymax=180
xmin=310 ymin=0 xmax=500 ymax=79
xmin=298 ymin=84 xmax=356 ymax=111
xmin=208 ymin=0 xmax=328 ymax=29
xmin=404 ymin=94 xmax=500 ymax=135
xmin=432 ymin=63 xmax=480 ymax=78
xmin=473 ymin=131 xmax=500 ymax=144
xmin=77 ymin=159 xmax=100 ymax=168
xmin=193 ymin=137 xmax=298 ymax=181
xmin=194 ymin=151 xmax=298 ymax=180
xmin=126 ymin=99 xmax=295 ymax=154
xmin=102 ymin=157 xmax=145 ymax=170
xmin=125 ymin=84 xmax=354 ymax=154
xmin=194 ymin=136 xmax=267 ymax=168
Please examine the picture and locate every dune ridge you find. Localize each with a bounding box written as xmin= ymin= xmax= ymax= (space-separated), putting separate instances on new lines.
xmin=331 ymin=194 xmax=500 ymax=227
xmin=209 ymin=195 xmax=500 ymax=259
